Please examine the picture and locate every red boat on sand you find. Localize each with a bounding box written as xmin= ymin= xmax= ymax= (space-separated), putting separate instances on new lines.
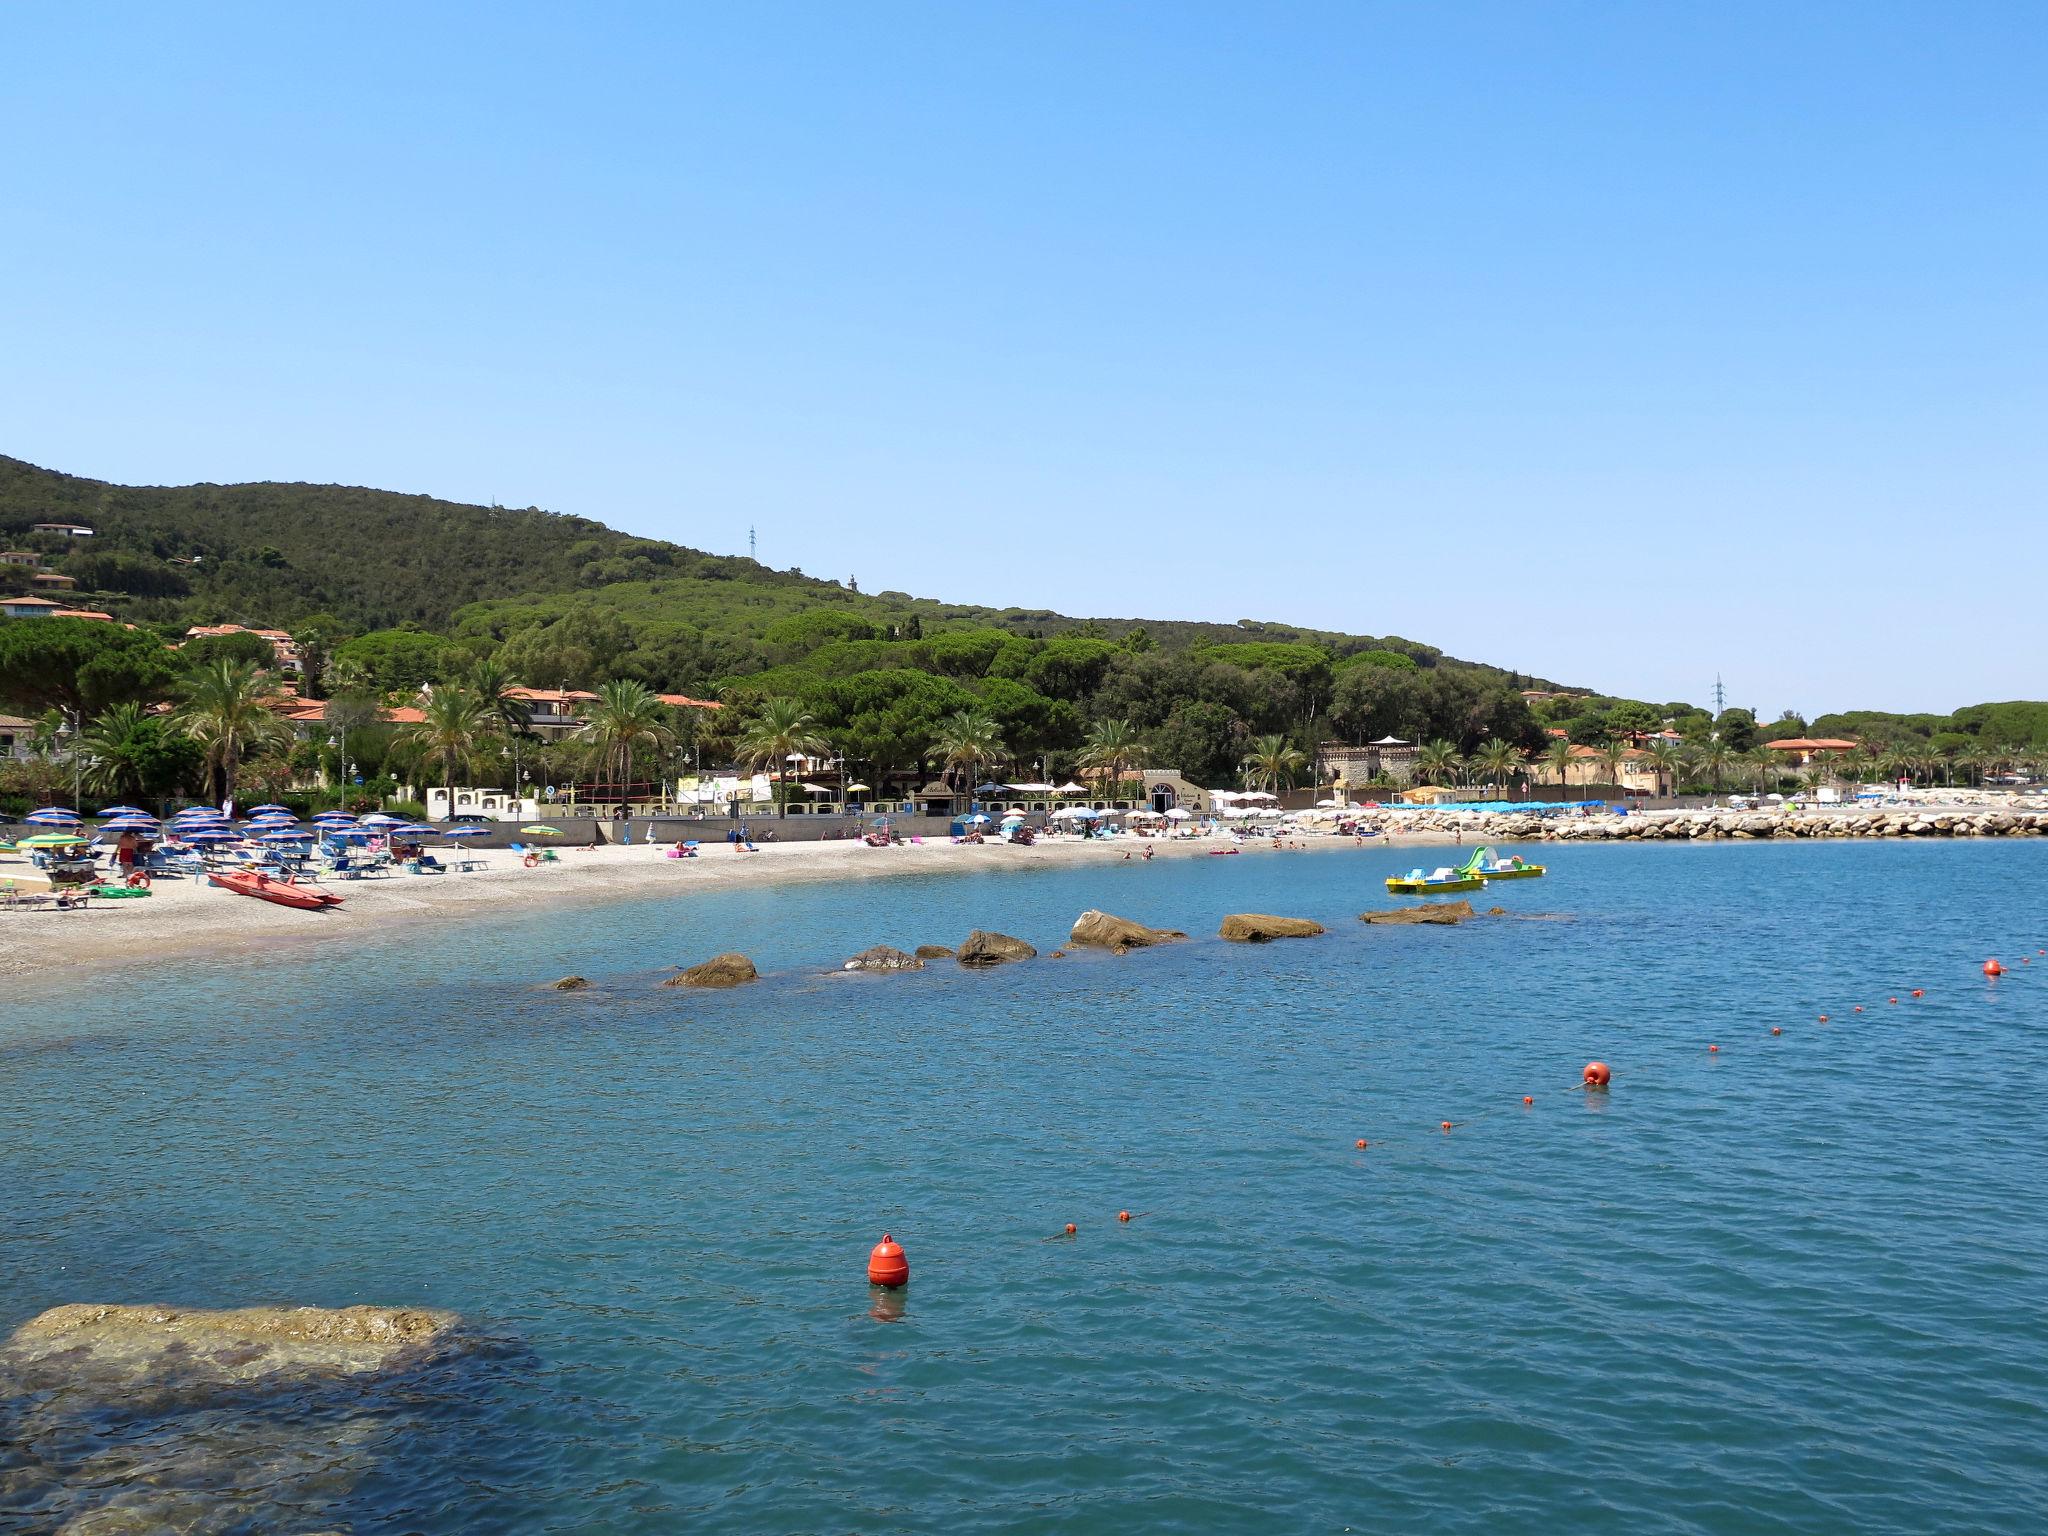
xmin=211 ymin=869 xmax=344 ymax=910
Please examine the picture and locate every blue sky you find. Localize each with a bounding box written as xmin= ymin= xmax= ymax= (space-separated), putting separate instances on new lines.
xmin=3 ymin=2 xmax=2042 ymax=718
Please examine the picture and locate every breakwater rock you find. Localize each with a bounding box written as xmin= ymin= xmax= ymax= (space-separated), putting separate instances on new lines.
xmin=1360 ymin=900 xmax=1502 ymax=925
xmin=1368 ymin=808 xmax=2048 ymax=843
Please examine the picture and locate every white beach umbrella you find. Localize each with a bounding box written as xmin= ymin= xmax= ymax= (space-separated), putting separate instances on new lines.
xmin=1164 ymin=808 xmax=1192 ymax=821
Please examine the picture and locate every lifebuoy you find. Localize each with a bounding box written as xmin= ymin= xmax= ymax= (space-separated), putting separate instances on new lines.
xmin=523 ymin=853 xmax=539 ymax=868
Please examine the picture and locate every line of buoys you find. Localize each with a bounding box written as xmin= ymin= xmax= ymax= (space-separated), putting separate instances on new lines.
xmin=867 ymin=1234 xmax=909 ymax=1288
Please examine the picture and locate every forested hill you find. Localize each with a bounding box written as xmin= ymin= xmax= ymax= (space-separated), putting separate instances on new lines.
xmin=0 ymin=453 xmax=1529 ymax=678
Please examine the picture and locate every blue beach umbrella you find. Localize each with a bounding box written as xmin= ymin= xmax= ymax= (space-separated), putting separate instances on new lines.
xmin=25 ymin=808 xmax=83 ymax=825
xmin=247 ymin=803 xmax=292 ymax=814
xmin=440 ymin=826 xmax=489 ymax=838
xmin=97 ymin=805 xmax=147 ymax=816
xmin=100 ymin=816 xmax=161 ymax=831
xmin=358 ymin=813 xmax=405 ymax=827
xmin=260 ymin=829 xmax=313 ymax=842
xmin=180 ymin=828 xmax=240 ymax=844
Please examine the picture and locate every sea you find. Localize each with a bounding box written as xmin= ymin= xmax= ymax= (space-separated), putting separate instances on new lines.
xmin=3 ymin=839 xmax=2045 ymax=1534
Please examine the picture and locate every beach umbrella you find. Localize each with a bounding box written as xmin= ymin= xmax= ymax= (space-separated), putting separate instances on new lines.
xmin=260 ymin=829 xmax=313 ymax=842
xmin=1164 ymin=808 xmax=1192 ymax=820
xmin=358 ymin=813 xmax=405 ymax=827
xmin=179 ymin=828 xmax=240 ymax=843
xmin=844 ymin=782 xmax=870 ymax=793
xmin=961 ymin=813 xmax=991 ymax=823
xmin=99 ymin=816 xmax=160 ymax=831
xmin=520 ymin=825 xmax=563 ymax=836
xmin=440 ymin=826 xmax=489 ymax=838
xmin=247 ymin=803 xmax=292 ymax=814
xmin=24 ymin=808 xmax=83 ymax=825
xmin=97 ymin=805 xmax=146 ymax=816
xmin=19 ymin=832 xmax=90 ymax=848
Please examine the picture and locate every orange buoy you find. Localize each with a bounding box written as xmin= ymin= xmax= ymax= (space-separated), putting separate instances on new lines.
xmin=1355 ymin=1138 xmax=1368 ymax=1149
xmin=1888 ymin=997 xmax=1898 ymax=1004
xmin=1118 ymin=1210 xmax=1132 ymax=1223
xmin=1771 ymin=1026 xmax=1782 ymax=1035
xmin=1440 ymin=1120 xmax=1453 ymax=1131
xmin=1064 ymin=1222 xmax=1077 ymax=1236
xmin=1984 ymin=959 xmax=2005 ymax=977
xmin=1708 ymin=1044 xmax=1719 ymax=1053
xmin=1583 ymin=1061 xmax=1611 ymax=1087
xmin=1911 ymin=988 xmax=1924 ymax=997
xmin=1523 ymin=1095 xmax=1534 ymax=1106
xmin=867 ymin=1233 xmax=909 ymax=1288
xmin=1854 ymin=1005 xmax=1864 ymax=1013
xmin=1819 ymin=1014 xmax=1829 ymax=1023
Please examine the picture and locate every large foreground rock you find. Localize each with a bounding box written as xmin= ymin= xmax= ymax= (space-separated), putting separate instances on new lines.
xmin=664 ymin=953 xmax=758 ymax=988
xmin=843 ymin=945 xmax=923 ymax=972
xmin=1359 ymin=900 xmax=1505 ymax=925
xmin=957 ymin=930 xmax=1037 ymax=966
xmin=1218 ymin=914 xmax=1325 ymax=942
xmin=1068 ymin=910 xmax=1187 ymax=953
xmin=1 ymin=1303 xmax=463 ymax=1390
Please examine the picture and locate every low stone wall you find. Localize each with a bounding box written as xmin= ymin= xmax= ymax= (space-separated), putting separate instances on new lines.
xmin=1372 ymin=809 xmax=2048 ymax=842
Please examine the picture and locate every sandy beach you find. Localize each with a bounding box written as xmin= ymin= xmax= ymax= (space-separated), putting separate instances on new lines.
xmin=0 ymin=829 xmax=1475 ymax=981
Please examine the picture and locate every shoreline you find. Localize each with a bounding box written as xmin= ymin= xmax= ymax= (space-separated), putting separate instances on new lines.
xmin=0 ymin=830 xmax=1471 ymax=982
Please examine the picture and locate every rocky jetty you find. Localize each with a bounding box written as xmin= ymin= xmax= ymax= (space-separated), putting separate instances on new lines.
xmin=1068 ymin=910 xmax=1188 ymax=953
xmin=956 ymin=930 xmax=1037 ymax=966
xmin=1218 ymin=914 xmax=1325 ymax=942
xmin=663 ymin=953 xmax=759 ymax=987
xmin=1360 ymin=806 xmax=2048 ymax=843
xmin=1359 ymin=900 xmax=1503 ymax=925
xmin=844 ymin=945 xmax=923 ymax=972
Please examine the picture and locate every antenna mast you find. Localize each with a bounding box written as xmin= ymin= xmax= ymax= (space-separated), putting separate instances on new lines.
xmin=749 ymin=525 xmax=757 ymax=562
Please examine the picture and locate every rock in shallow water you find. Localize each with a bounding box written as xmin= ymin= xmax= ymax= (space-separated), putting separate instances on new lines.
xmin=843 ymin=945 xmax=923 ymax=972
xmin=1218 ymin=913 xmax=1325 ymax=942
xmin=1068 ymin=910 xmax=1187 ymax=953
xmin=913 ymin=944 xmax=954 ymax=960
xmin=662 ymin=953 xmax=758 ymax=987
xmin=1358 ymin=900 xmax=1500 ymax=925
xmin=548 ymin=975 xmax=590 ymax=990
xmin=956 ymin=930 xmax=1037 ymax=966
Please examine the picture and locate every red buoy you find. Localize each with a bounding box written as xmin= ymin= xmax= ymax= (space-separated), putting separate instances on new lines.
xmin=1355 ymin=1138 xmax=1368 ymax=1149
xmin=1441 ymin=1120 xmax=1453 ymax=1131
xmin=1912 ymin=989 xmax=1924 ymax=998
xmin=1771 ymin=1026 xmax=1782 ymax=1035
xmin=1118 ymin=1210 xmax=1132 ymax=1223
xmin=1854 ymin=1005 xmax=1864 ymax=1013
xmin=1064 ymin=1222 xmax=1077 ymax=1236
xmin=1523 ymin=1095 xmax=1534 ymax=1106
xmin=1583 ymin=1061 xmax=1611 ymax=1087
xmin=1819 ymin=1014 xmax=1829 ymax=1023
xmin=1708 ymin=1044 xmax=1719 ymax=1053
xmin=1985 ymin=959 xmax=2005 ymax=977
xmin=1888 ymin=997 xmax=1898 ymax=1004
xmin=867 ymin=1233 xmax=909 ymax=1288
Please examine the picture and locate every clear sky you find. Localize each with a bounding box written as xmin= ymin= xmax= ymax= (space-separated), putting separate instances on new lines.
xmin=3 ymin=2 xmax=2042 ymax=719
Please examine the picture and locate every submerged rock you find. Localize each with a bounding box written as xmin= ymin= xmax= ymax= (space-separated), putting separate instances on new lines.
xmin=663 ymin=953 xmax=758 ymax=988
xmin=843 ymin=945 xmax=923 ymax=972
xmin=913 ymin=944 xmax=955 ymax=960
xmin=1360 ymin=900 xmax=1492 ymax=925
xmin=1068 ymin=910 xmax=1188 ymax=953
xmin=956 ymin=930 xmax=1037 ymax=966
xmin=1 ymin=1303 xmax=463 ymax=1392
xmin=1218 ymin=913 xmax=1325 ymax=942
xmin=548 ymin=975 xmax=591 ymax=990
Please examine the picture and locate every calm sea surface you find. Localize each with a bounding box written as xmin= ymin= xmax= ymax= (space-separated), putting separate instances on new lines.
xmin=4 ymin=840 xmax=2046 ymax=1534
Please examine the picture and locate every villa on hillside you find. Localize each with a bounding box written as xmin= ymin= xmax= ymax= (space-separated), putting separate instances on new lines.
xmin=0 ymin=550 xmax=44 ymax=567
xmin=0 ymin=714 xmax=37 ymax=760
xmin=30 ymin=522 xmax=94 ymax=537
xmin=0 ymin=595 xmax=66 ymax=619
xmin=184 ymin=623 xmax=305 ymax=673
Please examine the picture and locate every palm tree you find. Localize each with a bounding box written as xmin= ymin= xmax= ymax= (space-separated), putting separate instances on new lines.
xmin=1473 ymin=738 xmax=1522 ymax=796
xmin=1542 ymin=737 xmax=1577 ymax=799
xmin=1643 ymin=741 xmax=1683 ymax=799
xmin=78 ymin=702 xmax=166 ymax=803
xmin=578 ymin=680 xmax=679 ymax=819
xmin=1077 ymin=719 xmax=1146 ymax=798
xmin=934 ymin=710 xmax=1006 ymax=800
xmin=1600 ymin=740 xmax=1631 ymax=794
xmin=1414 ymin=739 xmax=1459 ymax=786
xmin=176 ymin=659 xmax=288 ymax=808
xmin=1743 ymin=746 xmax=1780 ymax=793
xmin=735 ymin=696 xmax=828 ymax=817
xmin=1239 ymin=734 xmax=1308 ymax=793
xmin=1694 ymin=741 xmax=1731 ymax=792
xmin=403 ymin=686 xmax=494 ymax=793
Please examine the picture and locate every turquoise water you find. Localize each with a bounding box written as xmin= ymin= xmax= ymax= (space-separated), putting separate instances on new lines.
xmin=4 ymin=841 xmax=2047 ymax=1533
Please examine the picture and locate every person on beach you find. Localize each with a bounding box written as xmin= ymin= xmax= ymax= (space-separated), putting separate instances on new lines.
xmin=113 ymin=832 xmax=137 ymax=882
